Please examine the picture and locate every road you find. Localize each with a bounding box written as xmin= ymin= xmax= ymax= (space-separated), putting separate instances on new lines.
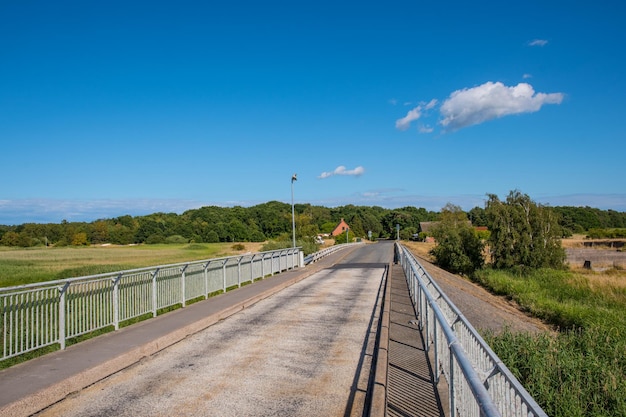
xmin=35 ymin=242 xmax=394 ymax=417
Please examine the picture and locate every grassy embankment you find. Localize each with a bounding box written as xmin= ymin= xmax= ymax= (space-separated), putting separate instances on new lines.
xmin=476 ymin=267 xmax=626 ymax=417
xmin=405 ymin=240 xmax=626 ymax=417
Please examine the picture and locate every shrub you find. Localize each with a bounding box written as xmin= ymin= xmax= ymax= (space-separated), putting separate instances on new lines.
xmin=165 ymin=235 xmax=188 ymax=244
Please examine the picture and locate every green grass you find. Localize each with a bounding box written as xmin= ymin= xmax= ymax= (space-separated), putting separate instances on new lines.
xmin=477 ymin=267 xmax=626 ymax=417
xmin=0 ymin=242 xmax=262 ymax=288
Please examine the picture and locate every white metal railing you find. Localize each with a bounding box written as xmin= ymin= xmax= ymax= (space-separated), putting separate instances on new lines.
xmin=395 ymin=243 xmax=547 ymax=417
xmin=0 ymin=247 xmax=301 ymax=361
xmin=303 ymin=242 xmax=362 ymax=265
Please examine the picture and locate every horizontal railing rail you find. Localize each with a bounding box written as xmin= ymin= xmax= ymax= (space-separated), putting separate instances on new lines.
xmin=303 ymin=242 xmax=362 ymax=265
xmin=395 ymin=243 xmax=547 ymax=417
xmin=1 ymin=247 xmax=302 ymax=362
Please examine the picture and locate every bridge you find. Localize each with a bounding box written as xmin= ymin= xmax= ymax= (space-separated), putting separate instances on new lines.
xmin=0 ymin=241 xmax=546 ymax=416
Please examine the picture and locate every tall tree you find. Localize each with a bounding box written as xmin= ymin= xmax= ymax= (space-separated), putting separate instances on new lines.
xmin=486 ymin=190 xmax=565 ymax=269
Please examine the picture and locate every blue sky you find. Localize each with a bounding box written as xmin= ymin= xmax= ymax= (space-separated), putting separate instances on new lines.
xmin=1 ymin=1 xmax=625 ymax=225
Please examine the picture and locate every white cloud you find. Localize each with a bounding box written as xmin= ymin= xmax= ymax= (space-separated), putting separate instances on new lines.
xmin=395 ymin=107 xmax=422 ymax=130
xmin=418 ymin=124 xmax=434 ymax=133
xmin=529 ymin=39 xmax=548 ymax=47
xmin=523 ymin=73 xmax=532 ymax=79
xmin=318 ymin=165 xmax=365 ymax=179
xmin=439 ymin=81 xmax=564 ymax=131
xmin=395 ymin=99 xmax=438 ymax=131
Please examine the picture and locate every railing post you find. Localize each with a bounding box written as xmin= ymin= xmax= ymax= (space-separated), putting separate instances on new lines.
xmin=222 ymin=260 xmax=227 ymax=293
xmin=58 ymin=282 xmax=70 ymax=350
xmin=112 ymin=273 xmax=122 ymax=330
xmin=152 ymin=268 xmax=160 ymax=317
xmin=449 ymin=352 xmax=455 ymax=416
xmin=237 ymin=257 xmax=242 ymax=288
xmin=203 ymin=261 xmax=210 ymax=299
xmin=433 ymin=303 xmax=439 ymax=383
xmin=250 ymin=255 xmax=255 ymax=282
xmin=180 ymin=264 xmax=189 ymax=307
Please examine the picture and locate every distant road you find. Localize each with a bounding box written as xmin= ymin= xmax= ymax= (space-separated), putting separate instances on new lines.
xmin=35 ymin=242 xmax=393 ymax=417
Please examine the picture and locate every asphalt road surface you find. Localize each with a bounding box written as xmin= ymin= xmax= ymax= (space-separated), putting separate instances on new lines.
xmin=35 ymin=242 xmax=394 ymax=417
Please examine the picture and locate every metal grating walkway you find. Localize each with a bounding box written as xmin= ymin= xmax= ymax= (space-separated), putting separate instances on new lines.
xmin=386 ymin=264 xmax=446 ymax=417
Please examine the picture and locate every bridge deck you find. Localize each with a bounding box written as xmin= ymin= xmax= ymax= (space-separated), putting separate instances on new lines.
xmin=386 ymin=263 xmax=446 ymax=417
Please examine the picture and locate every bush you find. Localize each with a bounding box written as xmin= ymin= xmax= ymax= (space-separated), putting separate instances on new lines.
xmin=165 ymin=235 xmax=188 ymax=244
xmin=145 ymin=234 xmax=165 ymax=244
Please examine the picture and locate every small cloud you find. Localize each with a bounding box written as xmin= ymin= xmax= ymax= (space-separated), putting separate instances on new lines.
xmin=528 ymin=39 xmax=548 ymax=47
xmin=318 ymin=165 xmax=365 ymax=179
xmin=389 ymin=98 xmax=398 ymax=105
xmin=439 ymin=81 xmax=564 ymax=131
xmin=418 ymin=124 xmax=434 ymax=133
xmin=523 ymin=73 xmax=532 ymax=79
xmin=395 ymin=107 xmax=422 ymax=130
xmin=395 ymin=99 xmax=438 ymax=131
xmin=424 ymin=99 xmax=437 ymax=110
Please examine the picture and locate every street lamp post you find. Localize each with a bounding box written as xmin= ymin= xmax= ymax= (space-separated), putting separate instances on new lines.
xmin=291 ymin=174 xmax=297 ymax=248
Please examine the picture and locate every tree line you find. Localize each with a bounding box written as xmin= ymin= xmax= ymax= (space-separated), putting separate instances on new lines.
xmin=1 ymin=196 xmax=625 ymax=249
xmin=0 ymin=202 xmax=438 ymax=247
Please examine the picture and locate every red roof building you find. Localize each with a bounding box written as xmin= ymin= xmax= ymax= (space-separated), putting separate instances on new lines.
xmin=331 ymin=218 xmax=350 ymax=237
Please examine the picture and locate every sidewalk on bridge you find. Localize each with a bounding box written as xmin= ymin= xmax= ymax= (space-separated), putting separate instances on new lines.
xmin=383 ymin=262 xmax=447 ymax=417
xmin=0 ymin=248 xmax=357 ymax=417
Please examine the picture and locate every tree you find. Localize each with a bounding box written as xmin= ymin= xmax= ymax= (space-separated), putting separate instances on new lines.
xmin=429 ymin=204 xmax=484 ymax=276
xmin=486 ymin=190 xmax=565 ymax=270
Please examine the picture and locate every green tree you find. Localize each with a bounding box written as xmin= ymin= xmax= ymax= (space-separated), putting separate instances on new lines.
xmin=486 ymin=190 xmax=565 ymax=270
xmin=429 ymin=204 xmax=485 ymax=276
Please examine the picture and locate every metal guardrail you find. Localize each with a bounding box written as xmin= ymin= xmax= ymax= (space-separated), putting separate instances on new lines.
xmin=0 ymin=248 xmax=302 ymax=362
xmin=395 ymin=243 xmax=547 ymax=417
xmin=303 ymin=242 xmax=362 ymax=265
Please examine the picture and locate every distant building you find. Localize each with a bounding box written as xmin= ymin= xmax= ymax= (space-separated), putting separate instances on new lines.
xmin=331 ymin=218 xmax=350 ymax=236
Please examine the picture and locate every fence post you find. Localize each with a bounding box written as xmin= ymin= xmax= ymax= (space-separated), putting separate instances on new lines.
xmin=112 ymin=273 xmax=122 ymax=330
xmin=222 ymin=260 xmax=227 ymax=293
xmin=250 ymin=255 xmax=255 ymax=282
xmin=203 ymin=261 xmax=210 ymax=299
xmin=237 ymin=257 xmax=242 ymax=288
xmin=449 ymin=353 xmax=455 ymax=416
xmin=261 ymin=253 xmax=266 ymax=279
xmin=58 ymin=282 xmax=70 ymax=350
xmin=152 ymin=268 xmax=160 ymax=317
xmin=180 ymin=264 xmax=189 ymax=308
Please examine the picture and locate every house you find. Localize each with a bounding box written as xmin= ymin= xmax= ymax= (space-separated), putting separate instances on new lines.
xmin=331 ymin=218 xmax=350 ymax=236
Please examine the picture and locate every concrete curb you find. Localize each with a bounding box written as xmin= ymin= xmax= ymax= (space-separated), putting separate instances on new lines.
xmin=0 ymin=258 xmax=334 ymax=417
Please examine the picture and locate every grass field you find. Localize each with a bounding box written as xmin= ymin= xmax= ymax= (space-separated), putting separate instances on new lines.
xmin=0 ymin=242 xmax=264 ymax=288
